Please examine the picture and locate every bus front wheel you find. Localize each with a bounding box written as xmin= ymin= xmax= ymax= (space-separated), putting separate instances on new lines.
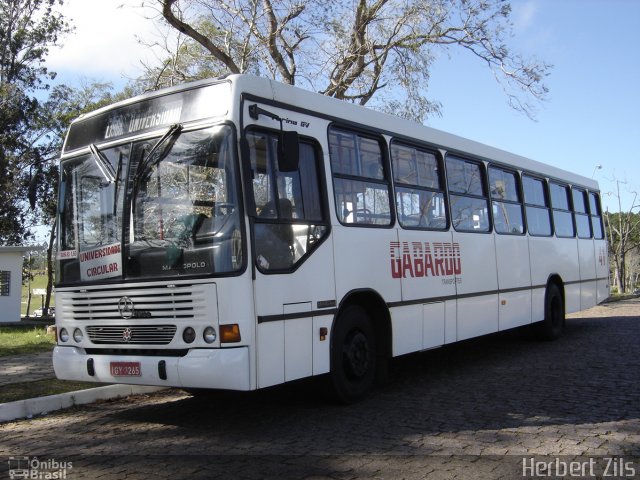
xmin=330 ymin=305 xmax=376 ymax=403
xmin=534 ymin=283 xmax=565 ymax=340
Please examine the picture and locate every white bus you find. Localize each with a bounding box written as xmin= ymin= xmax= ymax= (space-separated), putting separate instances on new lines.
xmin=53 ymin=75 xmax=609 ymax=402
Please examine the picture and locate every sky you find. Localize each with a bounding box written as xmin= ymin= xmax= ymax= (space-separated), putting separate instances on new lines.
xmin=45 ymin=0 xmax=640 ymax=214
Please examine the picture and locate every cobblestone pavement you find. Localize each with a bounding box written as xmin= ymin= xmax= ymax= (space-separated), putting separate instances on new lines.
xmin=1 ymin=299 xmax=639 ymax=479
xmin=0 ymin=351 xmax=54 ymax=387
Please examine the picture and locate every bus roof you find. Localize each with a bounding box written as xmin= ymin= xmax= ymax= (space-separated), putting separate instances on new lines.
xmin=69 ymin=74 xmax=598 ymax=191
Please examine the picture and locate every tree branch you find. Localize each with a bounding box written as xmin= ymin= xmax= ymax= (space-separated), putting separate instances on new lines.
xmin=161 ymin=0 xmax=241 ymax=74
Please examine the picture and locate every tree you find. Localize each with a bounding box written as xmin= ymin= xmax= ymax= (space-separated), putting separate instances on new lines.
xmin=142 ymin=0 xmax=550 ymax=121
xmin=28 ymin=81 xmax=124 ymax=313
xmin=0 ymin=0 xmax=71 ymax=243
xmin=604 ymin=180 xmax=640 ymax=294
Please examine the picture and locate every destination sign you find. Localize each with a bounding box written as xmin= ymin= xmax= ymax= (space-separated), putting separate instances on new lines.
xmin=64 ymin=82 xmax=230 ymax=152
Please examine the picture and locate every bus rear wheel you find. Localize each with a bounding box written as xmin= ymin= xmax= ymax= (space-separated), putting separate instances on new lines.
xmin=330 ymin=305 xmax=376 ymax=403
xmin=534 ymin=283 xmax=565 ymax=340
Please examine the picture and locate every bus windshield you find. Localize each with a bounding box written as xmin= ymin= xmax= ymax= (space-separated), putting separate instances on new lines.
xmin=57 ymin=124 xmax=243 ymax=284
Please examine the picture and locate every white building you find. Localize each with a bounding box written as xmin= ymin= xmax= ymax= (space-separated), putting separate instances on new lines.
xmin=0 ymin=246 xmax=44 ymax=323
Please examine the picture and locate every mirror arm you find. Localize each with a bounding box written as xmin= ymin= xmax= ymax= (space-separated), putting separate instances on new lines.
xmin=248 ymin=104 xmax=281 ymax=125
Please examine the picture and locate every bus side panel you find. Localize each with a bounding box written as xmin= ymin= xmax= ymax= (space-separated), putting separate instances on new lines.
xmin=453 ymin=232 xmax=499 ymax=341
xmin=254 ymin=237 xmax=336 ymax=388
xmin=578 ymin=238 xmax=597 ymax=310
xmin=333 ymin=227 xmax=402 ymax=308
xmin=595 ymin=240 xmax=609 ymax=304
xmin=391 ymin=304 xmax=424 ymax=356
xmin=423 ymin=301 xmax=446 ymax=349
xmin=562 ymin=238 xmax=581 ymax=314
xmin=389 ymin=303 xmax=447 ymax=356
xmin=313 ymin=314 xmax=333 ymax=375
xmin=284 ymin=307 xmax=313 ymax=382
xmin=394 ymin=229 xmax=454 ymax=354
xmin=494 ymin=234 xmax=532 ymax=330
xmin=257 ymin=321 xmax=285 ymax=388
xmin=528 ymin=236 xmax=580 ymax=318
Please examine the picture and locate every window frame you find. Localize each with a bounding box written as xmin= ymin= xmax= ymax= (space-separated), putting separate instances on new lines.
xmin=445 ymin=154 xmax=492 ymax=233
xmin=549 ymin=181 xmax=576 ymax=238
xmin=522 ymin=174 xmax=553 ymax=237
xmin=245 ymin=127 xmax=331 ymax=273
xmin=589 ymin=191 xmax=605 ymax=240
xmin=328 ymin=125 xmax=394 ymax=228
xmin=0 ymin=270 xmax=9 ymax=296
xmin=572 ymin=187 xmax=592 ymax=239
xmin=488 ymin=165 xmax=525 ymax=236
xmin=390 ymin=139 xmax=448 ymax=231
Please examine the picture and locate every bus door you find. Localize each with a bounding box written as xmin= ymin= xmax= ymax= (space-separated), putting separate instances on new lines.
xmin=390 ymin=142 xmax=453 ymax=353
xmin=245 ymin=129 xmax=334 ymax=388
xmin=393 ymin=229 xmax=455 ymax=352
xmin=574 ymin=189 xmax=598 ymax=308
xmin=489 ymin=166 xmax=532 ymax=330
xmin=446 ymin=156 xmax=499 ymax=340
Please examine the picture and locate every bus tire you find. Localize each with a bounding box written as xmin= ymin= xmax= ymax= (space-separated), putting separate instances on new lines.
xmin=534 ymin=283 xmax=565 ymax=340
xmin=330 ymin=305 xmax=376 ymax=403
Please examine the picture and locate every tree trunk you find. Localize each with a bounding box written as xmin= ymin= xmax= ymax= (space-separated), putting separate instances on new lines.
xmin=45 ymin=221 xmax=56 ymax=315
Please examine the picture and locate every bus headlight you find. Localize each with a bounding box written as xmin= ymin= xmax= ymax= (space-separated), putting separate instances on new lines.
xmin=73 ymin=328 xmax=84 ymax=343
xmin=203 ymin=326 xmax=217 ymax=344
xmin=183 ymin=327 xmax=196 ymax=344
xmin=59 ymin=328 xmax=69 ymax=343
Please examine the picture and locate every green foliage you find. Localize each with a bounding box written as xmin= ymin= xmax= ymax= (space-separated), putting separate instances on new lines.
xmin=0 ymin=0 xmax=72 ymax=243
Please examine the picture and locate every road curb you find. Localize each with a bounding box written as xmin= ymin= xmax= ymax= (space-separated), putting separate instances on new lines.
xmin=0 ymin=385 xmax=164 ymax=423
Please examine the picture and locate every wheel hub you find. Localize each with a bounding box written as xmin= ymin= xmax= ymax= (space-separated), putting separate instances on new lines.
xmin=343 ymin=331 xmax=370 ymax=379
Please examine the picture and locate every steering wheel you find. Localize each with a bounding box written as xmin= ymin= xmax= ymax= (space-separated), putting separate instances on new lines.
xmin=214 ymin=202 xmax=235 ymax=217
xmin=354 ymin=208 xmax=373 ymax=223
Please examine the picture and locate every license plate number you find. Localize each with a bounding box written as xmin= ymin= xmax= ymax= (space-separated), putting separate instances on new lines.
xmin=110 ymin=362 xmax=141 ymax=376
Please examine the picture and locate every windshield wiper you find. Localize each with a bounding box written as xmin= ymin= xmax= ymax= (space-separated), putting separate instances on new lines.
xmin=130 ymin=123 xmax=183 ymax=224
xmin=89 ymin=144 xmax=116 ymax=183
xmin=112 ymin=152 xmax=124 ymax=217
xmin=134 ymin=123 xmax=183 ymax=181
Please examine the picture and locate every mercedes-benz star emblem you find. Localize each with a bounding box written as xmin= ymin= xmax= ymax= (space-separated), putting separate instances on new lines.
xmin=122 ymin=327 xmax=133 ymax=343
xmin=118 ymin=296 xmax=135 ymax=319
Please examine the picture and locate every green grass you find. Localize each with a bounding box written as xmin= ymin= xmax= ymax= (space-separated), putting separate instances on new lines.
xmin=0 ymin=327 xmax=55 ymax=357
xmin=0 ymin=379 xmax=101 ymax=403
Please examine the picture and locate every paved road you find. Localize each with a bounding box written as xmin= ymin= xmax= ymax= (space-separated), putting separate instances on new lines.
xmin=1 ymin=299 xmax=639 ymax=479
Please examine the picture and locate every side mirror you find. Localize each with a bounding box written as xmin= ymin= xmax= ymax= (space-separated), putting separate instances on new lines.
xmin=278 ymin=131 xmax=300 ymax=172
xmin=58 ymin=179 xmax=66 ymax=214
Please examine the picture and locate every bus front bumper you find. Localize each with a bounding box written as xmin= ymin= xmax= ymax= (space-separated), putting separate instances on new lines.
xmin=52 ymin=345 xmax=251 ymax=391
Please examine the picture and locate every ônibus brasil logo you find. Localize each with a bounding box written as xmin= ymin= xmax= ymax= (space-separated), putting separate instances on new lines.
xmin=389 ymin=241 xmax=462 ymax=279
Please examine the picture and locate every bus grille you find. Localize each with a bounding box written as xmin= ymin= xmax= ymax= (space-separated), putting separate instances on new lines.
xmin=86 ymin=325 xmax=177 ymax=345
xmin=56 ymin=283 xmax=209 ymax=322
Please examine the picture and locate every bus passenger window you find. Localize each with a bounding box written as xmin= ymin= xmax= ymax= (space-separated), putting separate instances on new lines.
xmin=446 ymin=156 xmax=490 ymax=232
xmin=572 ymin=188 xmax=592 ymax=238
xmin=589 ymin=192 xmax=604 ymax=239
xmin=523 ymin=175 xmax=552 ymax=236
xmin=550 ymin=182 xmax=575 ymax=238
xmin=329 ymin=128 xmax=392 ymax=226
xmin=489 ymin=166 xmax=524 ymax=235
xmin=391 ymin=142 xmax=447 ymax=229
